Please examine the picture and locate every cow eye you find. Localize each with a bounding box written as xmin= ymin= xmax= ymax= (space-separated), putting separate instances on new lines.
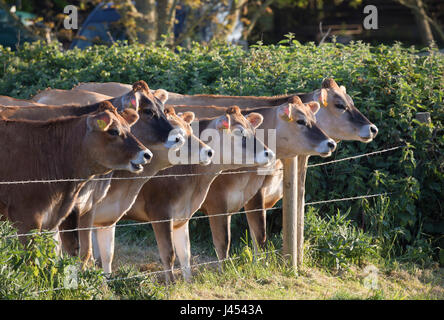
xmin=233 ymin=128 xmax=244 ymax=136
xmin=335 ymin=103 xmax=346 ymax=110
xmin=143 ymin=109 xmax=154 ymax=117
xmin=107 ymin=128 xmax=119 ymax=136
xmin=296 ymin=119 xmax=306 ymax=126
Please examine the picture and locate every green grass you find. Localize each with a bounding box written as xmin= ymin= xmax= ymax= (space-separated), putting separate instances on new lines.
xmin=108 ymin=222 xmax=444 ymax=300
xmin=1 ymin=217 xmax=443 ymax=300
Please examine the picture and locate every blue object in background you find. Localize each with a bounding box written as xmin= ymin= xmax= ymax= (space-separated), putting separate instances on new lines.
xmin=69 ymin=1 xmax=240 ymax=50
xmin=70 ymin=3 xmax=123 ymax=49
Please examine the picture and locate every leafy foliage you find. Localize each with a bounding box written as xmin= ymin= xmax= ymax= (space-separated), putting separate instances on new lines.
xmin=0 ymin=221 xmax=105 ymax=299
xmin=304 ymin=207 xmax=377 ymax=270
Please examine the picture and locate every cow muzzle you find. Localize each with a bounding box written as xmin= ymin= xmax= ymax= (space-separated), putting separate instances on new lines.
xmin=316 ymin=138 xmax=337 ymax=157
xmin=130 ymin=148 xmax=153 ymax=173
xmin=199 ymin=146 xmax=214 ymax=165
xmin=165 ymin=128 xmax=186 ymax=150
xmin=359 ymin=124 xmax=378 ymax=143
xmin=255 ymin=149 xmax=275 ymax=165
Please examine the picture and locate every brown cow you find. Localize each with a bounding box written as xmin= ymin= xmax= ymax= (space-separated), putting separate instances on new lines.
xmin=170 ymin=79 xmax=378 ymax=259
xmin=2 ymin=81 xmax=182 ymax=261
xmin=91 ymin=106 xmax=275 ymax=281
xmin=71 ymin=107 xmax=214 ymax=266
xmin=0 ymin=101 xmax=151 ymax=238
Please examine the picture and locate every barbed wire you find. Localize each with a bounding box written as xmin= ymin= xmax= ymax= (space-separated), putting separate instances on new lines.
xmin=0 ymin=146 xmax=404 ymax=185
xmin=3 ymin=192 xmax=390 ymax=239
xmin=307 ymin=145 xmax=405 ymax=168
xmin=3 ymin=145 xmax=402 ymax=296
xmin=305 ymin=192 xmax=392 ymax=206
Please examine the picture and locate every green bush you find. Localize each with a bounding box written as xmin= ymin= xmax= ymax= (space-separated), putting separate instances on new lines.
xmin=0 ymin=39 xmax=442 ymax=265
xmin=0 ymin=221 xmax=105 ymax=299
xmin=304 ymin=207 xmax=377 ymax=270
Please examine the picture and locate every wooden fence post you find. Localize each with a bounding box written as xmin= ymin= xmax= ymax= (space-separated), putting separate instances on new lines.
xmin=296 ymin=155 xmax=309 ymax=267
xmin=282 ymin=157 xmax=298 ymax=268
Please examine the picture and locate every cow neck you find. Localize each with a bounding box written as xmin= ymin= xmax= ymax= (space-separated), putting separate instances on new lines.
xmin=241 ymin=106 xmax=279 ymax=152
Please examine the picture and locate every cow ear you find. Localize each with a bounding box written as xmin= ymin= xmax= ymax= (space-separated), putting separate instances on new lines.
xmin=154 ymin=89 xmax=168 ymax=104
xmin=278 ymin=104 xmax=293 ymax=122
xmin=245 ymin=112 xmax=263 ymax=129
xmin=120 ymin=109 xmax=139 ymax=127
xmin=215 ymin=115 xmax=230 ymax=130
xmin=164 ymin=106 xmax=176 ymax=120
xmin=121 ymin=91 xmax=140 ymax=111
xmin=181 ymin=111 xmax=195 ymax=124
xmin=318 ymin=88 xmax=328 ymax=107
xmin=307 ymin=101 xmax=320 ymax=115
xmin=340 ymin=85 xmax=346 ymax=94
xmin=87 ymin=111 xmax=112 ymax=132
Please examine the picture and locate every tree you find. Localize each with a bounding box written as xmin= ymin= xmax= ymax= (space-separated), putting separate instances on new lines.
xmin=395 ymin=0 xmax=444 ymax=46
xmin=115 ymin=0 xmax=275 ymax=46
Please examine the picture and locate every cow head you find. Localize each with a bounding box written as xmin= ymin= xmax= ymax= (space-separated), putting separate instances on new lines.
xmin=116 ymin=81 xmax=185 ymax=153
xmin=165 ymin=107 xmax=214 ymax=165
xmin=311 ymin=78 xmax=378 ymax=142
xmin=275 ymin=96 xmax=336 ymax=158
xmin=84 ymin=101 xmax=152 ymax=173
xmin=202 ymin=106 xmax=275 ymax=166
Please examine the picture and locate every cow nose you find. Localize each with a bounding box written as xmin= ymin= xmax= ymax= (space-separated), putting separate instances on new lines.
xmin=140 ymin=149 xmax=153 ymax=164
xmin=264 ymin=149 xmax=275 ymax=160
xmin=200 ymin=146 xmax=214 ymax=165
xmin=144 ymin=151 xmax=152 ymax=161
xmin=370 ymin=125 xmax=378 ymax=136
xmin=327 ymin=140 xmax=337 ymax=151
xmin=165 ymin=130 xmax=186 ymax=150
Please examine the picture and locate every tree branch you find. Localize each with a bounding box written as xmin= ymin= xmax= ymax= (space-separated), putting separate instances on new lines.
xmin=242 ymin=0 xmax=274 ymax=40
xmin=173 ymin=0 xmax=219 ymax=46
xmin=396 ymin=0 xmax=444 ymax=43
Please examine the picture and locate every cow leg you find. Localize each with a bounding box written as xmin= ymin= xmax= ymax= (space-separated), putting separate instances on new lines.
xmin=53 ymin=230 xmax=62 ymax=256
xmin=207 ymin=213 xmax=232 ymax=262
xmin=92 ymin=229 xmax=101 ymax=264
xmin=79 ymin=209 xmax=96 ymax=269
xmin=152 ymin=220 xmax=175 ymax=283
xmin=8 ymin=209 xmax=43 ymax=246
xmin=172 ymin=221 xmax=192 ymax=281
xmin=59 ymin=207 xmax=80 ymax=256
xmin=95 ymin=225 xmax=116 ymax=275
xmin=244 ymin=189 xmax=267 ymax=255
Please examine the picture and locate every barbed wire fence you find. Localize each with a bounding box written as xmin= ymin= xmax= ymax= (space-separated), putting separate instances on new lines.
xmin=0 ymin=145 xmax=405 ymax=295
